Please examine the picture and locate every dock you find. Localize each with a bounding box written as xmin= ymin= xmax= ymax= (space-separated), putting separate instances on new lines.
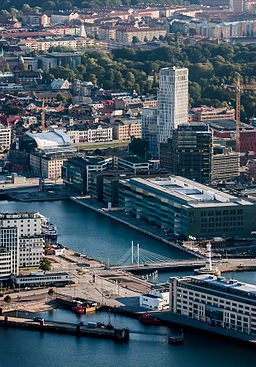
xmin=0 ymin=315 xmax=129 ymax=342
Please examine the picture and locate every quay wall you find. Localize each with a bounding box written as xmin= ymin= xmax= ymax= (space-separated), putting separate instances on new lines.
xmin=70 ymin=197 xmax=202 ymax=259
xmin=100 ymin=306 xmax=256 ymax=346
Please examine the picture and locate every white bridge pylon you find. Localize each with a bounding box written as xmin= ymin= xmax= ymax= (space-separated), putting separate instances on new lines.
xmin=116 ymin=241 xmax=174 ymax=266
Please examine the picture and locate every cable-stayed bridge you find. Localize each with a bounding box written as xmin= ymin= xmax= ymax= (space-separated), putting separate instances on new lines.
xmin=111 ymin=242 xmax=207 ymax=272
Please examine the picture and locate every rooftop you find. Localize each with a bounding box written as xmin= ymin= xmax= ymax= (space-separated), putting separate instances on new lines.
xmin=180 ymin=274 xmax=256 ymax=299
xmin=25 ymin=130 xmax=71 ymax=149
xmin=124 ymin=176 xmax=254 ymax=208
xmin=204 ymin=119 xmax=255 ymax=132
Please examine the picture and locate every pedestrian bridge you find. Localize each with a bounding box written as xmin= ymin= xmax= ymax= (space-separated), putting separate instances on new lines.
xmin=111 ymin=259 xmax=206 ymax=272
xmin=111 ymin=243 xmax=206 ymax=272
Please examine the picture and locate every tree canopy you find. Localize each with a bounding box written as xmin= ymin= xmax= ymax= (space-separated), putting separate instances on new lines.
xmin=47 ymin=43 xmax=256 ymax=121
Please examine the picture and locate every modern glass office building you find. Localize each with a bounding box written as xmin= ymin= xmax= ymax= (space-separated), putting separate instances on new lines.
xmin=119 ymin=176 xmax=256 ymax=238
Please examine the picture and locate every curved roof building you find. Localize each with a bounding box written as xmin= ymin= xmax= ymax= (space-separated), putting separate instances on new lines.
xmin=25 ymin=130 xmax=70 ymax=150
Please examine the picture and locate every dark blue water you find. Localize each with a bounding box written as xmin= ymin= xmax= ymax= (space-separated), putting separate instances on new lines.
xmin=0 ymin=200 xmax=191 ymax=263
xmin=2 ymin=308 xmax=255 ymax=367
xmin=1 ymin=199 xmax=256 ymax=366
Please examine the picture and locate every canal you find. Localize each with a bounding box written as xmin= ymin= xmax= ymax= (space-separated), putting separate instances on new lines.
xmin=1 ymin=199 xmax=256 ymax=366
xmin=0 ymin=199 xmax=191 ymax=264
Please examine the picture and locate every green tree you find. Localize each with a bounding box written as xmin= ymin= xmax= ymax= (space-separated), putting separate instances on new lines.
xmin=132 ymin=36 xmax=140 ymax=44
xmin=4 ymin=295 xmax=12 ymax=303
xmin=48 ymin=288 xmax=54 ymax=296
xmin=39 ymin=258 xmax=51 ymax=271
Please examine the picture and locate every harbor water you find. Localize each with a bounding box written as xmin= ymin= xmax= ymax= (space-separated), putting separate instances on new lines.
xmin=1 ymin=199 xmax=256 ymax=366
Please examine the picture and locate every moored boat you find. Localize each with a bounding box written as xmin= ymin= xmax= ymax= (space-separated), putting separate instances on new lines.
xmin=139 ymin=312 xmax=161 ymax=326
xmin=168 ymin=332 xmax=184 ymax=345
xmin=72 ymin=305 xmax=84 ymax=314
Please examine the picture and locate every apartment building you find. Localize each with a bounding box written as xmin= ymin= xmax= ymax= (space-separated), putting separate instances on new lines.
xmin=0 ymin=123 xmax=11 ymax=151
xmin=157 ymin=67 xmax=188 ymax=154
xmin=0 ymin=227 xmax=19 ymax=275
xmin=66 ymin=124 xmax=113 ymax=144
xmin=99 ymin=26 xmax=117 ymax=41
xmin=0 ymin=212 xmax=44 ymax=269
xmin=0 ymin=248 xmax=12 ymax=279
xmin=169 ymin=274 xmax=256 ymax=336
xmin=191 ymin=107 xmax=235 ymax=122
xmin=30 ymin=147 xmax=77 ymax=179
xmin=212 ymin=147 xmax=240 ymax=182
xmin=116 ymin=27 xmax=167 ymax=43
xmin=113 ymin=120 xmax=141 ymax=141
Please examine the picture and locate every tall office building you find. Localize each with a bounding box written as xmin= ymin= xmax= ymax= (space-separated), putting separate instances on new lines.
xmin=157 ymin=67 xmax=188 ymax=150
xmin=160 ymin=124 xmax=213 ymax=184
xmin=142 ymin=107 xmax=158 ymax=157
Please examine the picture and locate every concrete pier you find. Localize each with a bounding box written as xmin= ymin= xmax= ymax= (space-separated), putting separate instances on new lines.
xmin=0 ymin=315 xmax=129 ymax=342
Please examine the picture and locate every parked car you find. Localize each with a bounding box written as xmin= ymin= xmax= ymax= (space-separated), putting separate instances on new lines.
xmin=33 ymin=317 xmax=44 ymax=322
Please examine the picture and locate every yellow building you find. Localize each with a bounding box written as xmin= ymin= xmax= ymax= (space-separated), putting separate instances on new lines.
xmin=113 ymin=120 xmax=141 ymax=141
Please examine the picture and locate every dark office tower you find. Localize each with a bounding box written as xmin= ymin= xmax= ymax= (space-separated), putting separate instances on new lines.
xmin=160 ymin=124 xmax=213 ymax=184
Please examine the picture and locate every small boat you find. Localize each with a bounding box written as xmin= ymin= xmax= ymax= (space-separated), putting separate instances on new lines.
xmin=139 ymin=312 xmax=161 ymax=326
xmin=72 ymin=305 xmax=84 ymax=314
xmin=168 ymin=332 xmax=184 ymax=345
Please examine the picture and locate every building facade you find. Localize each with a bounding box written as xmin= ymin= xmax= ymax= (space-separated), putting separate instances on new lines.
xmin=30 ymin=147 xmax=77 ymax=179
xmin=0 ymin=227 xmax=19 ymax=275
xmin=157 ymin=67 xmax=188 ymax=154
xmin=191 ymin=107 xmax=236 ymax=122
xmin=66 ymin=124 xmax=113 ymax=144
xmin=0 ymin=212 xmax=44 ymax=269
xmin=160 ymin=124 xmax=213 ymax=184
xmin=142 ymin=107 xmax=158 ymax=157
xmin=119 ymin=176 xmax=256 ymax=238
xmin=212 ymin=147 xmax=240 ymax=182
xmin=0 ymin=123 xmax=11 ymax=151
xmin=62 ymin=156 xmax=113 ymax=193
xmin=113 ymin=120 xmax=141 ymax=141
xmin=169 ymin=274 xmax=256 ymax=336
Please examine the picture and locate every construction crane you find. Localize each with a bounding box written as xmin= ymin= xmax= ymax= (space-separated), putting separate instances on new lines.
xmin=224 ymin=79 xmax=256 ymax=152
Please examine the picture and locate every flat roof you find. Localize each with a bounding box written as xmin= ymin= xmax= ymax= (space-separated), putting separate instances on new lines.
xmin=124 ymin=176 xmax=254 ymax=208
xmin=205 ymin=119 xmax=254 ymax=131
xmin=14 ymin=272 xmax=69 ymax=279
xmin=184 ymin=274 xmax=256 ymax=296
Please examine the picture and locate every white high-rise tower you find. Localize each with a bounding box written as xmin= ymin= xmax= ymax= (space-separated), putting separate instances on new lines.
xmin=157 ymin=67 xmax=188 ymax=147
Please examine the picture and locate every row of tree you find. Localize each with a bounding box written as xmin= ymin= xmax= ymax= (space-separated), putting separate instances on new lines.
xmin=44 ymin=42 xmax=256 ymax=121
xmin=0 ymin=0 xmax=186 ymax=12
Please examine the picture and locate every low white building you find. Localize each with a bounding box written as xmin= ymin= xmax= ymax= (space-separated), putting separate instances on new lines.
xmin=12 ymin=272 xmax=70 ymax=287
xmin=140 ymin=289 xmax=169 ymax=311
xmin=140 ymin=293 xmax=165 ymax=310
